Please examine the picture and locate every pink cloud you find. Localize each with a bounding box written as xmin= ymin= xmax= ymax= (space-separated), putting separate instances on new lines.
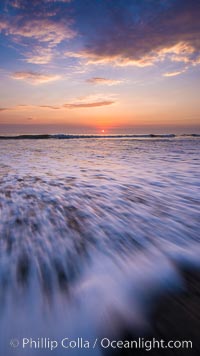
xmin=64 ymin=101 xmax=115 ymax=109
xmin=11 ymin=71 xmax=61 ymax=84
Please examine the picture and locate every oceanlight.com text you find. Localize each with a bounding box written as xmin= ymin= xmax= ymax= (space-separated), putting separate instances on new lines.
xmin=10 ymin=337 xmax=193 ymax=351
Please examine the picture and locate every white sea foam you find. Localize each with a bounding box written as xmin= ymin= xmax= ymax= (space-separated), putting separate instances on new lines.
xmin=0 ymin=137 xmax=199 ymax=355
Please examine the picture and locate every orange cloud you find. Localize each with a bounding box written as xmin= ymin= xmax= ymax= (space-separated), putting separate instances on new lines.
xmin=163 ymin=70 xmax=186 ymax=77
xmin=0 ymin=98 xmax=116 ymax=112
xmin=64 ymin=101 xmax=115 ymax=109
xmin=0 ymin=105 xmax=34 ymax=112
xmin=11 ymin=71 xmax=61 ymax=84
xmin=39 ymin=105 xmax=60 ymax=110
xmin=63 ymin=93 xmax=117 ymax=109
xmin=65 ymin=51 xmax=157 ymax=67
xmin=86 ymin=77 xmax=123 ymax=85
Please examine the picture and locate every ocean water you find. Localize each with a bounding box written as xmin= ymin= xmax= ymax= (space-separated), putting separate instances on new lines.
xmin=0 ymin=136 xmax=200 ymax=355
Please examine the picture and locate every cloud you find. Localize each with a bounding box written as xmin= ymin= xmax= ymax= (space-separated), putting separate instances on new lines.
xmin=66 ymin=41 xmax=199 ymax=69
xmin=86 ymin=77 xmax=123 ymax=85
xmin=25 ymin=47 xmax=54 ymax=64
xmin=1 ymin=0 xmax=200 ymax=71
xmin=39 ymin=105 xmax=60 ymax=110
xmin=0 ymin=97 xmax=115 ymax=113
xmin=9 ymin=0 xmax=22 ymax=8
xmin=68 ymin=0 xmax=200 ymax=69
xmin=65 ymin=51 xmax=155 ymax=67
xmin=0 ymin=104 xmax=60 ymax=113
xmin=163 ymin=70 xmax=186 ymax=77
xmin=0 ymin=18 xmax=75 ymax=46
xmin=64 ymin=100 xmax=115 ymax=109
xmin=11 ymin=71 xmax=61 ymax=84
xmin=0 ymin=105 xmax=32 ymax=112
xmin=63 ymin=94 xmax=116 ymax=108
xmin=0 ymin=1 xmax=76 ymax=65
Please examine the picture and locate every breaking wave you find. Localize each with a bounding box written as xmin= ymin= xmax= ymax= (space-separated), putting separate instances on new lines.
xmin=0 ymin=133 xmax=200 ymax=140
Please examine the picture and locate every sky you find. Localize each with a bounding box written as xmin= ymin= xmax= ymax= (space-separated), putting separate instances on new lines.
xmin=0 ymin=0 xmax=200 ymax=134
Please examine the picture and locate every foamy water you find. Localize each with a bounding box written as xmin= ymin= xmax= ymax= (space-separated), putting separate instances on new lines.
xmin=0 ymin=137 xmax=200 ymax=355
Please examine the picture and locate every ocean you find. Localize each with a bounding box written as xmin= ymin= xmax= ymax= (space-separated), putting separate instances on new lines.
xmin=0 ymin=135 xmax=200 ymax=355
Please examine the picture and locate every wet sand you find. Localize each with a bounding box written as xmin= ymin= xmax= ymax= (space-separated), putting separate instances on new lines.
xmin=111 ymin=266 xmax=200 ymax=355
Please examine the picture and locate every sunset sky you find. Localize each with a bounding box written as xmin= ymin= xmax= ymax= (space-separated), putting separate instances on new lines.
xmin=0 ymin=0 xmax=200 ymax=134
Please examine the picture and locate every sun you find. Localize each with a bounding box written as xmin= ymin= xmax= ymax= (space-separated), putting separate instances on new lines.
xmin=101 ymin=129 xmax=105 ymax=133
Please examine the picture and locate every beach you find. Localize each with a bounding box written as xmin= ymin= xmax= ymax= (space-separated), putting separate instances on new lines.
xmin=0 ymin=136 xmax=199 ymax=355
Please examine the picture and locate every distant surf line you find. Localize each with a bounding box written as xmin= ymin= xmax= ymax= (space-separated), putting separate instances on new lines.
xmin=0 ymin=133 xmax=200 ymax=140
